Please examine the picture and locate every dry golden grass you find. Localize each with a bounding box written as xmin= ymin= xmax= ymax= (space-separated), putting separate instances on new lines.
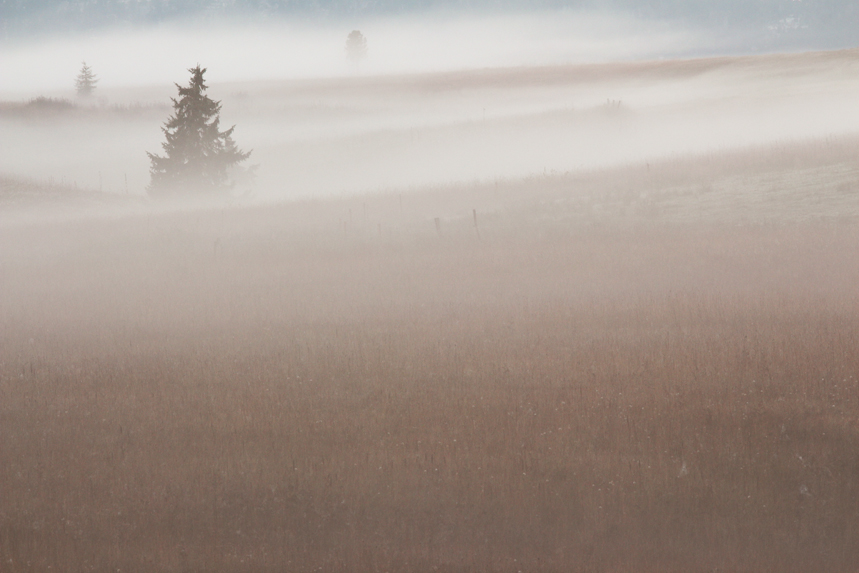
xmin=2 ymin=162 xmax=859 ymax=572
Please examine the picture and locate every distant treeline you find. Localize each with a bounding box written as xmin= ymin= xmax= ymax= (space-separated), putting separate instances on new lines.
xmin=1 ymin=0 xmax=857 ymax=46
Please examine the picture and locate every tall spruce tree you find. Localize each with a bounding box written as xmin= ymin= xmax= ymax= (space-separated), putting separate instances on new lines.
xmin=74 ymin=61 xmax=98 ymax=97
xmin=147 ymin=65 xmax=251 ymax=195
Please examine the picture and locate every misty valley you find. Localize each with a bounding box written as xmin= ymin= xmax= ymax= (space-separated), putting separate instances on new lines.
xmin=1 ymin=12 xmax=859 ymax=572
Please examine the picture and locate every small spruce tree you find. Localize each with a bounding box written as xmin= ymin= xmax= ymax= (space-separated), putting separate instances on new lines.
xmin=346 ymin=30 xmax=367 ymax=65
xmin=147 ymin=65 xmax=251 ymax=196
xmin=74 ymin=61 xmax=98 ymax=97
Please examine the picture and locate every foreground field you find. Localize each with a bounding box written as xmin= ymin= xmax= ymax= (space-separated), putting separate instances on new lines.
xmin=2 ymin=140 xmax=859 ymax=571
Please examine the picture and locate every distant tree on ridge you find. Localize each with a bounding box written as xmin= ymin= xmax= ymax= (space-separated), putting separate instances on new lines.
xmin=74 ymin=61 xmax=98 ymax=97
xmin=346 ymin=30 xmax=367 ymax=65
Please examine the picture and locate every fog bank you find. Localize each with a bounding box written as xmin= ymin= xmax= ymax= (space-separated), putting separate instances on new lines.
xmin=0 ymin=10 xmax=702 ymax=94
xmin=1 ymin=9 xmax=857 ymax=203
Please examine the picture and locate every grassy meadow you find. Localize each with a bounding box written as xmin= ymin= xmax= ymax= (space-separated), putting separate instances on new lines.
xmin=2 ymin=52 xmax=859 ymax=572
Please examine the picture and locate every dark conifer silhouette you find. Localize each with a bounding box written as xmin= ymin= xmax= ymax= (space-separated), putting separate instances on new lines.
xmin=147 ymin=65 xmax=251 ymax=196
xmin=74 ymin=61 xmax=98 ymax=97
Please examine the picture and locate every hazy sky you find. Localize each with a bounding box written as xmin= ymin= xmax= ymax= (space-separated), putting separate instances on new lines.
xmin=1 ymin=0 xmax=857 ymax=93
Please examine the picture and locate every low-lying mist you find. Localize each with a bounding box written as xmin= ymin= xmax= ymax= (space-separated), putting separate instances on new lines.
xmin=1 ymin=10 xmax=698 ymax=93
xmin=2 ymin=45 xmax=858 ymax=202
